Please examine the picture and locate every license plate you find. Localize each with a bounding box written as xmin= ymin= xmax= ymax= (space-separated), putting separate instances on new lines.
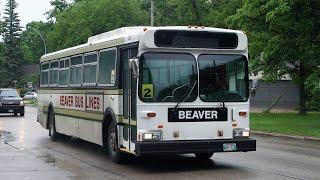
xmin=8 ymin=109 xmax=14 ymax=113
xmin=223 ymin=143 xmax=237 ymax=151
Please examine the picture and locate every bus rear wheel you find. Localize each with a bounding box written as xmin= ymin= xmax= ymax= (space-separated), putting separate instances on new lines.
xmin=107 ymin=121 xmax=127 ymax=164
xmin=195 ymin=152 xmax=214 ymax=160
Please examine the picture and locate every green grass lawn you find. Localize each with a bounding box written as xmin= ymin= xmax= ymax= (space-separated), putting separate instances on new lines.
xmin=250 ymin=112 xmax=320 ymax=138
xmin=23 ymin=99 xmax=38 ymax=105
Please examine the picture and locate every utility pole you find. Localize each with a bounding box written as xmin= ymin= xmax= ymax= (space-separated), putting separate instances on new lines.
xmin=150 ymin=0 xmax=155 ymax=26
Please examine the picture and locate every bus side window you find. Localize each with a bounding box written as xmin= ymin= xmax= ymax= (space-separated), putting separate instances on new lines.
xmin=49 ymin=61 xmax=59 ymax=86
xmin=40 ymin=63 xmax=49 ymax=86
xmin=59 ymin=58 xmax=70 ymax=87
xmin=70 ymin=55 xmax=83 ymax=86
xmin=83 ymin=52 xmax=98 ymax=85
xmin=98 ymin=49 xmax=117 ymax=86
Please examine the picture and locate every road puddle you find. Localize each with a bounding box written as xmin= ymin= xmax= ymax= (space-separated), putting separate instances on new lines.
xmin=0 ymin=130 xmax=17 ymax=144
xmin=37 ymin=154 xmax=56 ymax=164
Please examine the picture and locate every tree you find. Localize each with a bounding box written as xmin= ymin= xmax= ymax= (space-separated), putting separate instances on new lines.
xmin=1 ymin=0 xmax=23 ymax=87
xmin=144 ymin=0 xmax=210 ymax=26
xmin=47 ymin=0 xmax=148 ymax=51
xmin=204 ymin=0 xmax=244 ymax=28
xmin=230 ymin=0 xmax=320 ymax=115
xmin=140 ymin=0 xmax=242 ymax=28
xmin=20 ymin=21 xmax=52 ymax=64
xmin=0 ymin=43 xmax=6 ymax=84
xmin=45 ymin=0 xmax=69 ymax=21
xmin=306 ymin=69 xmax=320 ymax=111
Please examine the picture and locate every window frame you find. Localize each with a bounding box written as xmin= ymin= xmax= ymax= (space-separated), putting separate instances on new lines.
xmin=83 ymin=51 xmax=98 ymax=87
xmin=58 ymin=57 xmax=70 ymax=88
xmin=69 ymin=54 xmax=83 ymax=87
xmin=197 ymin=54 xmax=249 ymax=102
xmin=98 ymin=47 xmax=117 ymax=87
xmin=40 ymin=62 xmax=50 ymax=88
xmin=138 ymin=52 xmax=198 ymax=103
xmin=49 ymin=60 xmax=59 ymax=87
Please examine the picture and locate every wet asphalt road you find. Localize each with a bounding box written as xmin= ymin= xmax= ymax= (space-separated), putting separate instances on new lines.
xmin=0 ymin=106 xmax=320 ymax=180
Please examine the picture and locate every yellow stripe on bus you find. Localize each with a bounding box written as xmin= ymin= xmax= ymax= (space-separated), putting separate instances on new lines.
xmin=120 ymin=148 xmax=135 ymax=155
xmin=120 ymin=119 xmax=137 ymax=126
xmin=42 ymin=105 xmax=136 ymax=125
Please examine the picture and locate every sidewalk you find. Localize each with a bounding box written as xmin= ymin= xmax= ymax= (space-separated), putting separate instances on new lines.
xmin=252 ymin=131 xmax=320 ymax=141
xmin=0 ymin=132 xmax=73 ymax=180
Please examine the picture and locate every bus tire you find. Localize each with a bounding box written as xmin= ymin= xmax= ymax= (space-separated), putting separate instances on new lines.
xmin=48 ymin=109 xmax=58 ymax=142
xmin=195 ymin=152 xmax=214 ymax=160
xmin=107 ymin=120 xmax=127 ymax=164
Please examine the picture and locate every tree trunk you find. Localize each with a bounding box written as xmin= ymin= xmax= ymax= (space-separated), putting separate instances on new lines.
xmin=298 ymin=63 xmax=307 ymax=115
xmin=299 ymin=81 xmax=306 ymax=115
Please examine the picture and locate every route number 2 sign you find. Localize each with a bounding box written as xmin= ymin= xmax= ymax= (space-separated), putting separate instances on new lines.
xmin=142 ymin=84 xmax=154 ymax=99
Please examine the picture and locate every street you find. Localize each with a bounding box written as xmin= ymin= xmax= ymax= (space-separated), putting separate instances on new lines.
xmin=0 ymin=106 xmax=319 ymax=180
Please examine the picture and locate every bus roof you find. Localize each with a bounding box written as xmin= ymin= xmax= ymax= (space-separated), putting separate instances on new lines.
xmin=40 ymin=26 xmax=245 ymax=63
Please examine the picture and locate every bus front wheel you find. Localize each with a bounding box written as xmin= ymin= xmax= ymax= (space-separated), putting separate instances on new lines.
xmin=107 ymin=121 xmax=127 ymax=164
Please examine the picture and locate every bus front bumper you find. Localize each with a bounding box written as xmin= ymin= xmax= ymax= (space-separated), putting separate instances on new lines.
xmin=135 ymin=138 xmax=256 ymax=156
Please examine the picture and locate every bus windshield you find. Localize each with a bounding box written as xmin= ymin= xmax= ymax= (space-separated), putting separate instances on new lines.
xmin=198 ymin=54 xmax=249 ymax=102
xmin=139 ymin=53 xmax=198 ymax=102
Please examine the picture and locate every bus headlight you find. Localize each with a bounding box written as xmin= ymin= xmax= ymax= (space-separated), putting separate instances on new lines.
xmin=139 ymin=130 xmax=163 ymax=141
xmin=233 ymin=128 xmax=250 ymax=138
xmin=19 ymin=101 xmax=24 ymax=106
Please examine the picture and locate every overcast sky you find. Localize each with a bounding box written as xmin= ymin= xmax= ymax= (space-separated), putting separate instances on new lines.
xmin=0 ymin=0 xmax=71 ymax=27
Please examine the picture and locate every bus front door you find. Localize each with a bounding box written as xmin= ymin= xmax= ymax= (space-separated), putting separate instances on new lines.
xmin=121 ymin=47 xmax=138 ymax=153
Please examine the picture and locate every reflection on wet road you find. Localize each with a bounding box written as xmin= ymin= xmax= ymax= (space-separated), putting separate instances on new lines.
xmin=0 ymin=106 xmax=320 ymax=180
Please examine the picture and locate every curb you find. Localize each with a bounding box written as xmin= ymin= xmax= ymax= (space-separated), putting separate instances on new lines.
xmin=252 ymin=131 xmax=320 ymax=141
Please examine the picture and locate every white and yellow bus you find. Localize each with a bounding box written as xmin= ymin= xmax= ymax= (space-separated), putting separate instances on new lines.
xmin=37 ymin=26 xmax=256 ymax=163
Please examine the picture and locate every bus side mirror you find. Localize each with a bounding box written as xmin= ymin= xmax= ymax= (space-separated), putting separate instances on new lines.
xmin=129 ymin=58 xmax=139 ymax=78
xmin=250 ymin=79 xmax=258 ymax=97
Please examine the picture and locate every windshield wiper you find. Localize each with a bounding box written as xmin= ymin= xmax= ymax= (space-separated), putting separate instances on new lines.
xmin=174 ymin=79 xmax=198 ymax=111
xmin=174 ymin=65 xmax=197 ymax=110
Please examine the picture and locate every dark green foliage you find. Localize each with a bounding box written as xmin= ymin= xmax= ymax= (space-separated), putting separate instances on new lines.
xmin=47 ymin=0 xmax=149 ymax=51
xmin=44 ymin=0 xmax=245 ymax=51
xmin=0 ymin=43 xmax=6 ymax=85
xmin=18 ymin=88 xmax=28 ymax=96
xmin=230 ymin=0 xmax=320 ymax=114
xmin=151 ymin=0 xmax=209 ymax=26
xmin=1 ymin=0 xmax=23 ymax=87
xmin=45 ymin=0 xmax=69 ymax=21
xmin=139 ymin=0 xmax=242 ymax=28
xmin=306 ymin=70 xmax=320 ymax=111
xmin=16 ymin=73 xmax=39 ymax=88
xmin=205 ymin=0 xmax=244 ymax=28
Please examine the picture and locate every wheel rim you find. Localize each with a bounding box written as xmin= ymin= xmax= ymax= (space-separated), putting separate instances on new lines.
xmin=109 ymin=128 xmax=117 ymax=153
xmin=50 ymin=123 xmax=54 ymax=136
xmin=49 ymin=114 xmax=54 ymax=137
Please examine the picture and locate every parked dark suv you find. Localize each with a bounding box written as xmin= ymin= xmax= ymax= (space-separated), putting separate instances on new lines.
xmin=0 ymin=89 xmax=25 ymax=116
